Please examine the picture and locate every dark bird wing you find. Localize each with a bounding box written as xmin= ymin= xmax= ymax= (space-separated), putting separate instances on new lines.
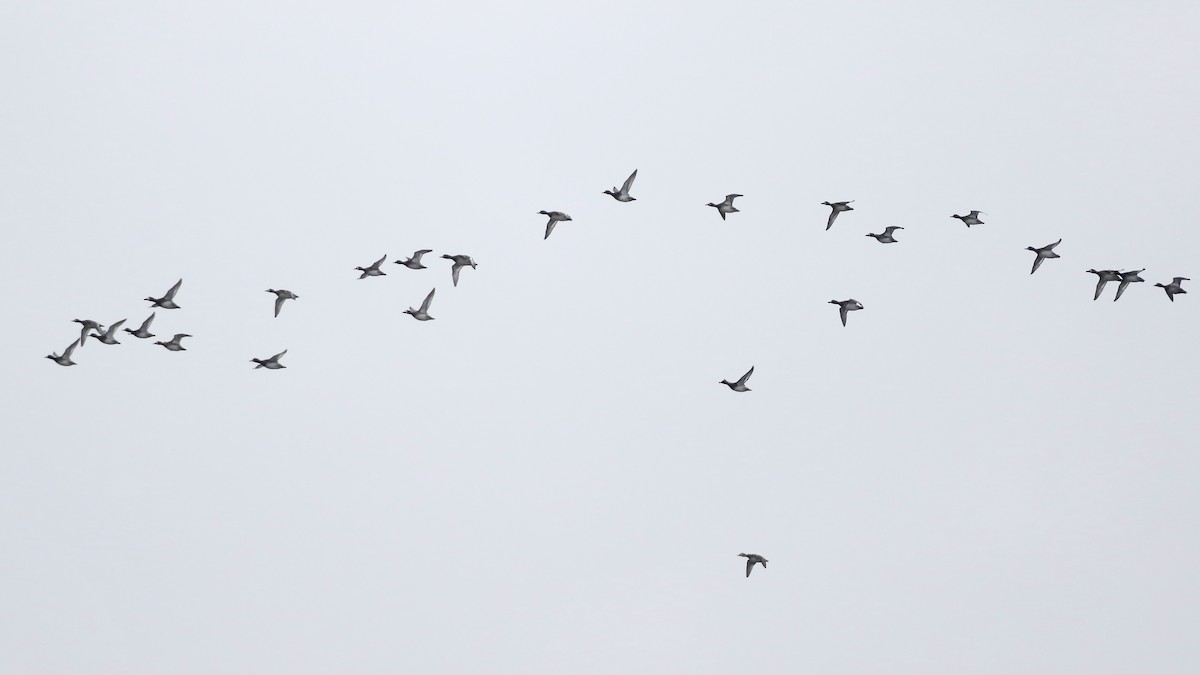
xmin=621 ymin=169 xmax=638 ymax=193
xmin=545 ymin=220 xmax=557 ymax=239
xmin=420 ymin=288 xmax=435 ymax=312
xmin=164 ymin=278 xmax=183 ymax=300
xmin=63 ymin=339 xmax=80 ymax=359
xmin=840 ymin=306 xmax=849 ymax=326
xmin=1031 ymin=255 xmax=1045 ymax=275
xmin=737 ymin=366 xmax=755 ymax=386
xmin=274 ymin=295 xmax=285 ymax=317
xmin=826 ymin=209 xmax=839 ymax=230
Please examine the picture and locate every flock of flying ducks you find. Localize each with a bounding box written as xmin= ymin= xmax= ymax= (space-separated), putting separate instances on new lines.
xmin=44 ymin=167 xmax=1191 ymax=577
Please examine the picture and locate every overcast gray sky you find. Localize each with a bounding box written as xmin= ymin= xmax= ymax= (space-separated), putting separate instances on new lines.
xmin=3 ymin=1 xmax=1199 ymax=673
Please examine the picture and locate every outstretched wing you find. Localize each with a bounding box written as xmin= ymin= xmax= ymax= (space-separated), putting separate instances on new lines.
xmin=726 ymin=194 xmax=742 ymax=204
xmin=413 ymin=249 xmax=432 ymax=258
xmin=140 ymin=313 xmax=156 ymax=331
xmin=1093 ymin=278 xmax=1108 ymax=300
xmin=745 ymin=558 xmax=754 ymax=577
xmin=545 ymin=220 xmax=557 ymax=239
xmin=1114 ymin=280 xmax=1130 ymax=301
xmin=269 ymin=349 xmax=288 ymax=361
xmin=274 ymin=296 xmax=285 ymax=317
xmin=1031 ymin=255 xmax=1045 ymax=274
xmin=1047 ymin=238 xmax=1062 ymax=250
xmin=108 ymin=319 xmax=127 ymax=335
xmin=63 ymin=339 xmax=80 ymax=358
xmin=164 ymin=278 xmax=183 ymax=300
xmin=420 ymin=288 xmax=436 ymax=312
xmin=372 ymin=254 xmax=387 ymax=268
xmin=840 ymin=306 xmax=849 ymax=326
xmin=737 ymin=366 xmax=755 ymax=386
xmin=621 ymin=169 xmax=638 ymax=193
xmin=826 ymin=209 xmax=839 ymax=230
xmin=451 ymin=265 xmax=461 ymax=287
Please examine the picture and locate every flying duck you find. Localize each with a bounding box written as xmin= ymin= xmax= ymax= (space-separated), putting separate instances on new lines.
xmin=829 ymin=299 xmax=864 ymax=326
xmin=355 ymin=255 xmax=387 ymax=279
xmin=1026 ymin=239 xmax=1062 ymax=274
xmin=45 ymin=338 xmax=80 ymax=366
xmin=1086 ymin=269 xmax=1122 ymax=300
xmin=441 ymin=254 xmax=477 ymax=287
xmin=822 ymin=200 xmax=854 ymax=230
xmin=952 ymin=211 xmax=985 ymax=227
xmin=738 ymin=553 xmax=768 ymax=577
xmin=707 ymin=194 xmax=743 ymax=221
xmin=90 ymin=319 xmax=126 ymax=345
xmin=396 ymin=249 xmax=434 ymax=269
xmin=155 ymin=334 xmax=191 ymax=351
xmin=603 ymin=169 xmax=638 ymax=202
xmin=1155 ymin=277 xmax=1189 ymax=301
xmin=538 ymin=211 xmax=573 ymax=239
xmin=866 ymin=226 xmax=903 ymax=243
xmin=146 ymin=279 xmax=183 ymax=309
xmin=72 ymin=319 xmax=104 ymax=347
xmin=266 ymin=289 xmax=299 ymax=317
xmin=1114 ymin=269 xmax=1145 ymax=301
xmin=124 ymin=313 xmax=156 ymax=339
xmin=251 ymin=349 xmax=287 ymax=369
xmin=720 ymin=366 xmax=755 ymax=392
xmin=404 ymin=288 xmax=436 ymax=321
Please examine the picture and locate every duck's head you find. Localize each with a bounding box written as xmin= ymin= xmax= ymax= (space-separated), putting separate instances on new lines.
xmin=266 ymin=289 xmax=275 ymax=294
xmin=828 ymin=300 xmax=839 ymax=305
xmin=603 ymin=189 xmax=615 ymax=196
xmin=1025 ymin=246 xmax=1037 ymax=252
xmin=1086 ymin=269 xmax=1098 ymax=274
xmin=737 ymin=553 xmax=748 ymax=558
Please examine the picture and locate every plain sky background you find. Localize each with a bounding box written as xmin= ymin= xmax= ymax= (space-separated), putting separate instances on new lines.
xmin=2 ymin=1 xmax=1199 ymax=673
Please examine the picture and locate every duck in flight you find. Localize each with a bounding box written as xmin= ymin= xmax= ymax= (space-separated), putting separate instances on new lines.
xmin=90 ymin=319 xmax=126 ymax=345
xmin=952 ymin=211 xmax=985 ymax=227
xmin=1026 ymin=239 xmax=1062 ymax=274
xmin=538 ymin=211 xmax=573 ymax=239
xmin=404 ymin=288 xmax=436 ymax=321
xmin=155 ymin=334 xmax=191 ymax=351
xmin=356 ymin=255 xmax=387 ymax=279
xmin=266 ymin=289 xmax=299 ymax=317
xmin=45 ymin=338 xmax=80 ymax=367
xmin=396 ymin=249 xmax=434 ymax=269
xmin=1114 ymin=269 xmax=1145 ymax=301
xmin=251 ymin=349 xmax=288 ymax=369
xmin=603 ymin=169 xmax=638 ymax=202
xmin=1155 ymin=277 xmax=1189 ymax=301
xmin=441 ymin=254 xmax=477 ymax=287
xmin=829 ymin=299 xmax=864 ymax=326
xmin=146 ymin=279 xmax=183 ymax=309
xmin=738 ymin=553 xmax=768 ymax=577
xmin=707 ymin=194 xmax=742 ymax=221
xmin=124 ymin=313 xmax=156 ymax=339
xmin=866 ymin=226 xmax=903 ymax=243
xmin=720 ymin=366 xmax=754 ymax=392
xmin=1086 ymin=269 xmax=1122 ymax=300
xmin=822 ymin=200 xmax=854 ymax=230
xmin=71 ymin=319 xmax=104 ymax=347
